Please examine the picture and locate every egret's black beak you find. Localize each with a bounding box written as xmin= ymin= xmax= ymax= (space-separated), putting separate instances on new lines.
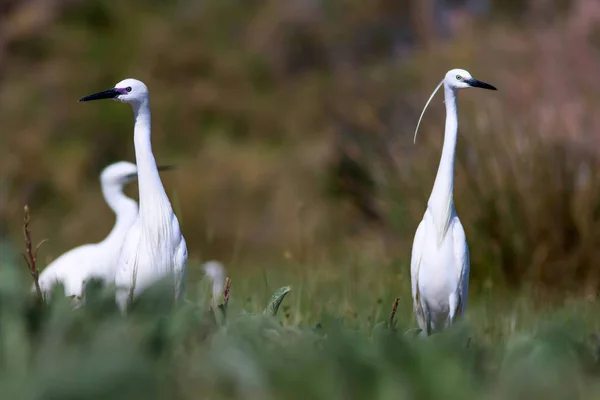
xmin=467 ymin=78 xmax=497 ymax=91
xmin=157 ymin=165 xmax=176 ymax=172
xmin=124 ymin=173 xmax=137 ymax=181
xmin=123 ymin=165 xmax=176 ymax=181
xmin=78 ymin=88 xmax=121 ymax=102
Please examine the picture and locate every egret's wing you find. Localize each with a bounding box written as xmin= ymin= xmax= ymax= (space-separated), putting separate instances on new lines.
xmin=452 ymin=218 xmax=470 ymax=316
xmin=411 ymin=219 xmax=427 ymax=330
xmin=116 ymin=226 xmax=141 ymax=278
xmin=114 ymin=224 xmax=141 ymax=311
xmin=168 ymin=215 xmax=188 ymax=302
xmin=173 ymin=235 xmax=188 ymax=302
xmin=410 ymin=220 xmax=426 ymax=299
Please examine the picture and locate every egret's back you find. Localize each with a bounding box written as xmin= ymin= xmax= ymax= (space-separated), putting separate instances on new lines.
xmin=38 ymin=245 xmax=97 ymax=298
xmin=37 ymin=222 xmax=135 ymax=299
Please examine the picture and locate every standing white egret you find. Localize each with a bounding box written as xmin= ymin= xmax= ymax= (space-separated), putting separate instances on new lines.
xmin=37 ymin=161 xmax=170 ymax=299
xmin=411 ymin=69 xmax=496 ymax=335
xmin=79 ymin=79 xmax=188 ymax=312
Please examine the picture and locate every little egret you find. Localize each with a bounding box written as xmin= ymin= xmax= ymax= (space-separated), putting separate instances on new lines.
xmin=36 ymin=161 xmax=168 ymax=300
xmin=411 ymin=69 xmax=496 ymax=335
xmin=79 ymin=79 xmax=188 ymax=312
xmin=202 ymin=260 xmax=226 ymax=310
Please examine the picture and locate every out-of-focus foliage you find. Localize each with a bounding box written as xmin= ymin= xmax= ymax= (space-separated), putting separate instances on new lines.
xmin=2 ymin=0 xmax=600 ymax=296
xmin=0 ymin=259 xmax=599 ymax=399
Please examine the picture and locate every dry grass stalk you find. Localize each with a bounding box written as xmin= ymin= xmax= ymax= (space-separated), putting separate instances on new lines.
xmin=223 ymin=277 xmax=231 ymax=307
xmin=22 ymin=205 xmax=46 ymax=302
xmin=389 ymin=297 xmax=399 ymax=329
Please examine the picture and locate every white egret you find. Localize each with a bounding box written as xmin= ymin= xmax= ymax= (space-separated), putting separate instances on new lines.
xmin=36 ymin=161 xmax=170 ymax=300
xmin=411 ymin=69 xmax=496 ymax=335
xmin=79 ymin=79 xmax=188 ymax=312
xmin=202 ymin=260 xmax=226 ymax=310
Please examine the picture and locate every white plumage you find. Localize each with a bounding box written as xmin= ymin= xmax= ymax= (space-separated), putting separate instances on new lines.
xmin=37 ymin=161 xmax=139 ymax=299
xmin=79 ymin=79 xmax=188 ymax=312
xmin=411 ymin=68 xmax=496 ymax=335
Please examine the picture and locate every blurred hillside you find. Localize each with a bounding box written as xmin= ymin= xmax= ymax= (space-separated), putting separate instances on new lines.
xmin=2 ymin=0 xmax=600 ymax=294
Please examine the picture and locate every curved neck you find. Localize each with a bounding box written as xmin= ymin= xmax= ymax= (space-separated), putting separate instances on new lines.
xmin=100 ymin=183 xmax=138 ymax=246
xmin=427 ymin=84 xmax=458 ymax=242
xmin=132 ymin=100 xmax=171 ymax=215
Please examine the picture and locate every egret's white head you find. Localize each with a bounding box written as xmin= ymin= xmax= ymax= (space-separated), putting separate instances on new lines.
xmin=100 ymin=161 xmax=175 ymax=187
xmin=78 ymin=78 xmax=149 ymax=105
xmin=100 ymin=161 xmax=138 ymax=186
xmin=413 ymin=68 xmax=497 ymax=143
xmin=444 ymin=68 xmax=497 ymax=91
xmin=203 ymin=261 xmax=226 ymax=285
xmin=202 ymin=260 xmax=226 ymax=307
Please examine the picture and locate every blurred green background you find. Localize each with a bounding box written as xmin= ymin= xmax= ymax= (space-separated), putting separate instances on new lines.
xmin=2 ymin=0 xmax=600 ymax=299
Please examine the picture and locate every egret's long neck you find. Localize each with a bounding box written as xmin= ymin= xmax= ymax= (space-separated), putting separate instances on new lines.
xmin=100 ymin=184 xmax=138 ymax=246
xmin=132 ymin=100 xmax=171 ymax=216
xmin=427 ymin=84 xmax=458 ymax=244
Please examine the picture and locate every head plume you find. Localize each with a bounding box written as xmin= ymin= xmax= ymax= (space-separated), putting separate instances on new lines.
xmin=414 ymin=79 xmax=444 ymax=144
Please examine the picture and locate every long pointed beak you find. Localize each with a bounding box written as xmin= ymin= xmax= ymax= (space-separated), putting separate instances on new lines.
xmin=123 ymin=165 xmax=176 ymax=181
xmin=78 ymin=88 xmax=121 ymax=102
xmin=157 ymin=164 xmax=176 ymax=172
xmin=467 ymin=78 xmax=497 ymax=91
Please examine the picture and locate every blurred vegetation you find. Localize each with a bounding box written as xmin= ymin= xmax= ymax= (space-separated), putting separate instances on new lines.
xmin=2 ymin=0 xmax=600 ymax=298
xmin=1 ymin=255 xmax=600 ymax=399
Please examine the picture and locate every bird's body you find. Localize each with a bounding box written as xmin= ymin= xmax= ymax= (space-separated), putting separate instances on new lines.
xmin=411 ymin=69 xmax=496 ymax=335
xmin=412 ymin=211 xmax=469 ymax=333
xmin=37 ymin=161 xmax=139 ymax=299
xmin=79 ymin=79 xmax=187 ymax=311
xmin=38 ymin=244 xmax=100 ymax=298
xmin=114 ymin=197 xmax=187 ymax=305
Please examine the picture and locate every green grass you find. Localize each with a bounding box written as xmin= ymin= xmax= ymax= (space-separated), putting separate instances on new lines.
xmin=1 ymin=257 xmax=600 ymax=399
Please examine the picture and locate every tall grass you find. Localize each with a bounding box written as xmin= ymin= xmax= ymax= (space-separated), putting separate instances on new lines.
xmin=1 ymin=1 xmax=600 ymax=296
xmin=0 ymin=254 xmax=599 ymax=399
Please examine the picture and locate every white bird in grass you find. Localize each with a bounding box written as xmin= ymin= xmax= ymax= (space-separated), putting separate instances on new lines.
xmin=79 ymin=79 xmax=188 ymax=312
xmin=37 ymin=161 xmax=169 ymax=300
xmin=202 ymin=260 xmax=226 ymax=310
xmin=411 ymin=69 xmax=496 ymax=335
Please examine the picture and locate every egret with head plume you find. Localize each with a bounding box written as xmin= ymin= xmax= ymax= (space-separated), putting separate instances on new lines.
xmin=411 ymin=69 xmax=496 ymax=335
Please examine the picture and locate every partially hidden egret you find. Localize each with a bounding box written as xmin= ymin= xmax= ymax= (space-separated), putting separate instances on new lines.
xmin=37 ymin=161 xmax=171 ymax=300
xmin=79 ymin=79 xmax=188 ymax=312
xmin=411 ymin=69 xmax=496 ymax=335
xmin=202 ymin=260 xmax=226 ymax=310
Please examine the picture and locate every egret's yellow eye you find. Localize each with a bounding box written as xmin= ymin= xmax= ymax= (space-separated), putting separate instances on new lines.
xmin=456 ymin=75 xmax=462 ymax=80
